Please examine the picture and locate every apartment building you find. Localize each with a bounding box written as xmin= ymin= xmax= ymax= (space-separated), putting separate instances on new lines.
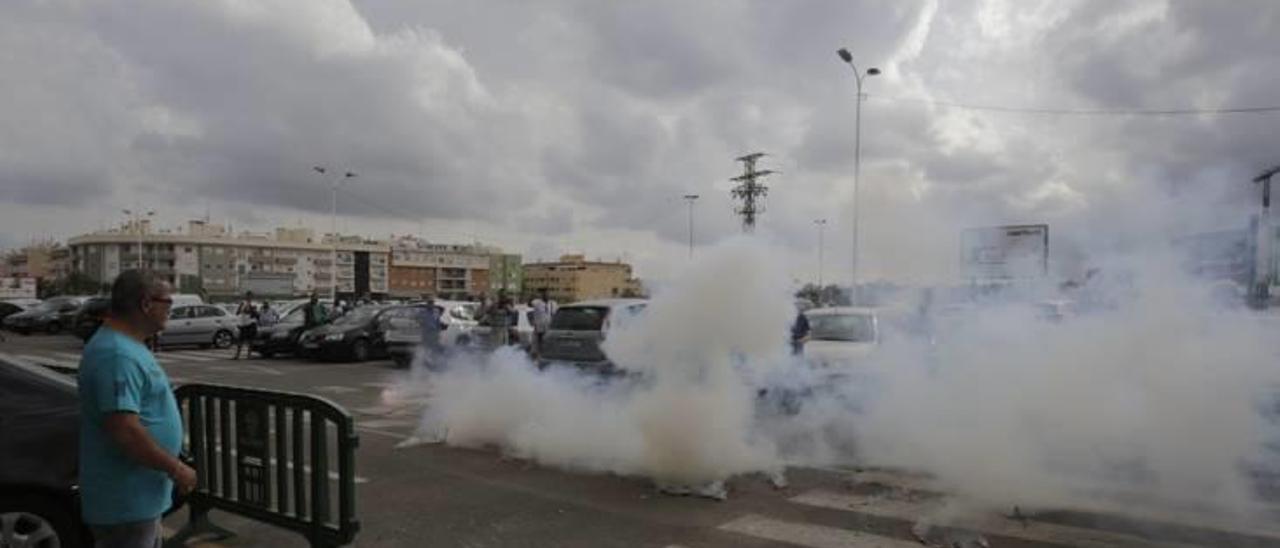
xmin=522 ymin=254 xmax=643 ymax=303
xmin=68 ymin=220 xmax=389 ymax=299
xmin=387 ymin=238 xmax=504 ymax=300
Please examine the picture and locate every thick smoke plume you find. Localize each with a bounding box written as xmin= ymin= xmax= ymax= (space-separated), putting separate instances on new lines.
xmin=393 ymin=235 xmax=1280 ymax=521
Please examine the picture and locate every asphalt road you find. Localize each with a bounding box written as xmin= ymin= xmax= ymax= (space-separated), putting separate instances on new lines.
xmin=4 ymin=333 xmax=1280 ymax=547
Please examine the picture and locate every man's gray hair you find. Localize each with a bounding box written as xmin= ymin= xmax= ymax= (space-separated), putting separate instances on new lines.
xmin=110 ymin=269 xmax=167 ymax=316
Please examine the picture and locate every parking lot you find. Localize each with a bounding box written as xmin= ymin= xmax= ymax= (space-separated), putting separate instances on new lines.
xmin=6 ymin=332 xmax=1280 ymax=547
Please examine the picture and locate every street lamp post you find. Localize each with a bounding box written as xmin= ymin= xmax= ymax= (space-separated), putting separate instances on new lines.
xmin=682 ymin=194 xmax=700 ymax=259
xmin=814 ymin=218 xmax=827 ymax=289
xmin=837 ymin=48 xmax=879 ymax=304
xmin=314 ymin=166 xmax=357 ymax=305
xmin=122 ymin=208 xmax=155 ymax=270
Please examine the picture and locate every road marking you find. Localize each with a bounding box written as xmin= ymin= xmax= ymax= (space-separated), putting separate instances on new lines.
xmin=52 ymin=351 xmax=84 ymax=362
xmin=790 ymin=489 xmax=1199 ymax=548
xmin=162 ymin=351 xmax=222 ymax=362
xmin=820 ymin=469 xmax=1280 ymax=544
xmin=718 ymin=514 xmax=919 ymax=548
xmin=359 ymin=418 xmax=417 ymax=430
xmin=316 ymin=385 xmax=359 ymax=394
xmin=18 ymin=354 xmax=79 ymax=370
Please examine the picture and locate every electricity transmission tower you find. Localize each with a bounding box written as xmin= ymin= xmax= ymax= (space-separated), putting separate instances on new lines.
xmin=730 ymin=153 xmax=774 ymax=233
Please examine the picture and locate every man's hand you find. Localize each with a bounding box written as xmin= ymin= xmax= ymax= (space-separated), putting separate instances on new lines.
xmin=169 ymin=462 xmax=198 ymax=494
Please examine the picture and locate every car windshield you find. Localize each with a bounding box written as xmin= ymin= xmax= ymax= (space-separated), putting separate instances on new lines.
xmin=32 ymin=300 xmax=69 ymax=313
xmin=334 ymin=307 xmax=378 ymax=325
xmin=550 ymin=307 xmax=607 ymax=331
xmin=808 ymin=313 xmax=876 ymax=343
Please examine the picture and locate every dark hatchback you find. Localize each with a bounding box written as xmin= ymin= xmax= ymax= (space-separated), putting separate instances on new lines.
xmin=72 ymin=297 xmax=112 ymax=342
xmin=0 ymin=301 xmax=23 ymax=325
xmin=297 ymin=305 xmax=425 ymax=362
xmin=251 ymin=304 xmax=332 ymax=358
xmin=0 ymin=356 xmax=89 ymax=547
xmin=2 ymin=296 xmax=85 ymax=335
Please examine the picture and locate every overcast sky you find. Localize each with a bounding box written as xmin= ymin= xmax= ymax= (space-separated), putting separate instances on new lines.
xmin=1 ymin=0 xmax=1277 ymax=284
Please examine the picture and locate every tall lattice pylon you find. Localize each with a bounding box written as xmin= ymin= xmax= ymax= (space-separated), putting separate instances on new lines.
xmin=730 ymin=152 xmax=774 ymax=233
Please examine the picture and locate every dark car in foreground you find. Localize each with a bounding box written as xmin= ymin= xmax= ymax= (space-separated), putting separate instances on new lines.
xmin=251 ymin=303 xmax=334 ymax=358
xmin=0 ymin=355 xmax=89 ymax=547
xmin=2 ymin=296 xmax=86 ymax=335
xmin=298 ymin=305 xmax=424 ymax=362
xmin=72 ymin=297 xmax=112 ymax=342
xmin=0 ymin=300 xmax=23 ymax=325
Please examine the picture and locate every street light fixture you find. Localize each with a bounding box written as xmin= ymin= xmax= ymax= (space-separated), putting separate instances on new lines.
xmin=837 ymin=47 xmax=879 ymax=304
xmin=814 ymin=218 xmax=828 ymax=289
xmin=682 ymin=194 xmax=700 ymax=259
xmin=122 ymin=208 xmax=155 ymax=270
xmin=314 ymin=166 xmax=357 ymax=305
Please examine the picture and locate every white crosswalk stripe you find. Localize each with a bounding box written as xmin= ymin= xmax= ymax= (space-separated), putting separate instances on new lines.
xmin=719 ymin=514 xmax=919 ymax=548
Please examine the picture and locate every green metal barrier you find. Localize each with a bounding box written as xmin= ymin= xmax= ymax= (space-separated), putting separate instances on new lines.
xmin=169 ymin=383 xmax=360 ymax=548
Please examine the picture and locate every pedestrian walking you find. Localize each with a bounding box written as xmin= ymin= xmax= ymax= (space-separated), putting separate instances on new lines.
xmin=78 ymin=270 xmax=196 ymax=548
xmin=232 ymin=291 xmax=258 ymax=360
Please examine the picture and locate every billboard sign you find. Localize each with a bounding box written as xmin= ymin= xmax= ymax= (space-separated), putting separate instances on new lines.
xmin=0 ymin=277 xmax=37 ymax=299
xmin=961 ymin=224 xmax=1049 ymax=281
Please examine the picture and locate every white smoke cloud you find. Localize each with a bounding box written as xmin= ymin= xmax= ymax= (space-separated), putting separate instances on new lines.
xmin=394 ymin=231 xmax=1280 ymax=525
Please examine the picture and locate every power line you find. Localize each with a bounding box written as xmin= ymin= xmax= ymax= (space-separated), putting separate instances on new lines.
xmin=866 ymin=94 xmax=1280 ymax=117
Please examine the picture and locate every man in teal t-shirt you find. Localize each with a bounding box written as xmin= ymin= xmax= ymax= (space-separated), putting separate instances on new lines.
xmin=79 ymin=270 xmax=196 ymax=547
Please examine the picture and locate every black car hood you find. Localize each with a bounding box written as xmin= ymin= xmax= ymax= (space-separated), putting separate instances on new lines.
xmin=305 ymin=323 xmax=363 ymax=337
xmin=8 ymin=309 xmax=54 ymax=320
xmin=261 ymin=321 xmax=305 ymax=335
xmin=0 ymin=359 xmax=79 ymax=489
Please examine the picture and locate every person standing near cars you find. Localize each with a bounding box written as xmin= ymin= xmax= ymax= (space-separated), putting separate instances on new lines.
xmin=232 ymin=291 xmax=259 ymax=360
xmin=79 ymin=269 xmax=196 ymax=548
xmin=419 ymin=295 xmax=447 ymax=366
xmin=303 ymin=292 xmax=326 ymax=329
xmin=529 ymin=289 xmax=555 ymax=357
xmin=258 ymin=301 xmax=279 ymax=328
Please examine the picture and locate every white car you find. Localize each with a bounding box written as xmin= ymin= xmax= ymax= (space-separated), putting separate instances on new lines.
xmin=801 ymin=306 xmax=879 ymax=367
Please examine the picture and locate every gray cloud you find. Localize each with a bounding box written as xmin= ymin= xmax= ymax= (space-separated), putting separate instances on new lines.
xmin=1 ymin=0 xmax=1277 ymax=281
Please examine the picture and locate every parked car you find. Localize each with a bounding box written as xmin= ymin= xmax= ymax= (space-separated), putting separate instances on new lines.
xmin=251 ymin=302 xmax=335 ymax=358
xmin=2 ymin=296 xmax=87 ymax=335
xmin=800 ymin=307 xmax=880 ymax=367
xmin=297 ymin=305 xmax=424 ymax=362
xmin=2 ymin=298 xmax=42 ymax=310
xmin=0 ymin=355 xmax=90 ymax=548
xmin=0 ymin=300 xmax=23 ymax=325
xmin=458 ymin=305 xmax=535 ymax=352
xmin=434 ymin=300 xmax=479 ymax=346
xmin=72 ymin=297 xmax=112 ymax=341
xmin=156 ymin=304 xmax=237 ymax=349
xmin=539 ymin=299 xmax=648 ymax=371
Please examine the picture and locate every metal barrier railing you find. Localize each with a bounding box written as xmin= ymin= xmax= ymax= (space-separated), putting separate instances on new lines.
xmin=169 ymin=383 xmax=360 ymax=548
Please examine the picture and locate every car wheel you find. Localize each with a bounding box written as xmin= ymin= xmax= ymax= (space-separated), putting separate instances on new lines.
xmin=351 ymin=339 xmax=370 ymax=362
xmin=260 ymin=350 xmax=275 ymax=359
xmin=212 ymin=330 xmax=234 ymax=349
xmin=45 ymin=322 xmax=61 ymax=335
xmin=392 ymin=355 xmax=409 ymax=368
xmin=0 ymin=492 xmax=83 ymax=548
xmin=455 ymin=335 xmax=471 ymax=347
